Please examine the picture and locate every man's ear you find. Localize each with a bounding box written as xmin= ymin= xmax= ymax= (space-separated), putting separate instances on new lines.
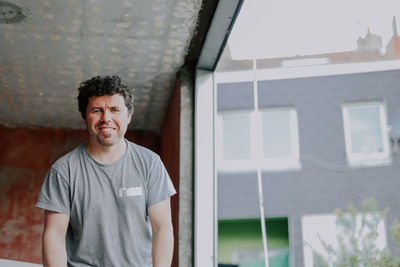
xmin=128 ymin=111 xmax=133 ymax=122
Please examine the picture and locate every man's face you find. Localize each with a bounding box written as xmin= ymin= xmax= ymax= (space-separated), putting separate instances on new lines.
xmin=85 ymin=94 xmax=132 ymax=147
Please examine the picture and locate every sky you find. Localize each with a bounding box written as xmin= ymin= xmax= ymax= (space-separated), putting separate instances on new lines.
xmin=228 ymin=0 xmax=400 ymax=59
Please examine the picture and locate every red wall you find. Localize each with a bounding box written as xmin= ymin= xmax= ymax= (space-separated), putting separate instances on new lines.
xmin=0 ymin=127 xmax=159 ymax=263
xmin=160 ymin=79 xmax=181 ymax=267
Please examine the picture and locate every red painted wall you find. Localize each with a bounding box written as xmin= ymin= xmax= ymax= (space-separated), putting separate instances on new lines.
xmin=0 ymin=126 xmax=159 ymax=263
xmin=160 ymin=79 xmax=181 ymax=267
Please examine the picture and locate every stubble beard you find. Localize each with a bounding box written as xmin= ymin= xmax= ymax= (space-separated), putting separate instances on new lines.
xmin=93 ymin=130 xmax=123 ymax=147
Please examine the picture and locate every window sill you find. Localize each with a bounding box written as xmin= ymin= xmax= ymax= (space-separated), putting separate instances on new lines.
xmin=217 ymin=160 xmax=302 ymax=173
xmin=347 ymin=156 xmax=392 ymax=168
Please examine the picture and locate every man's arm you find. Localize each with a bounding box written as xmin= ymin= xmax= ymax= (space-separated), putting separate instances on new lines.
xmin=42 ymin=210 xmax=70 ymax=267
xmin=148 ymin=198 xmax=174 ymax=267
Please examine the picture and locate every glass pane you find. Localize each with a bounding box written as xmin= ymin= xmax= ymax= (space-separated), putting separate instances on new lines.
xmin=348 ymin=106 xmax=383 ymax=153
xmin=218 ymin=218 xmax=289 ymax=267
xmin=261 ymin=111 xmax=291 ymax=157
xmin=225 ymin=1 xmax=400 ymax=63
xmin=222 ymin=113 xmax=251 ymax=160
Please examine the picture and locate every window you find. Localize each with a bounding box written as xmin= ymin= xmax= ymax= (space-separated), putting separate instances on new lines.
xmin=222 ymin=112 xmax=251 ymax=160
xmin=217 ymin=111 xmax=256 ymax=171
xmin=260 ymin=108 xmax=300 ymax=170
xmin=217 ymin=107 xmax=301 ymax=172
xmin=218 ymin=218 xmax=289 ymax=267
xmin=342 ymin=102 xmax=391 ymax=166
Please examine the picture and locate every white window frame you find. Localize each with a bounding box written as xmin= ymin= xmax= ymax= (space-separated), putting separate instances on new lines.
xmin=342 ymin=101 xmax=391 ymax=167
xmin=195 ymin=70 xmax=216 ymax=267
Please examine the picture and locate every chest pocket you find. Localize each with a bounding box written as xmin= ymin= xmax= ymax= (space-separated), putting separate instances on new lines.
xmin=118 ymin=186 xmax=147 ymax=218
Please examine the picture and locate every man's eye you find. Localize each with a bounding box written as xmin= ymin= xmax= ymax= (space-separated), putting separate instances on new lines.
xmin=93 ymin=109 xmax=101 ymax=113
xmin=112 ymin=109 xmax=120 ymax=113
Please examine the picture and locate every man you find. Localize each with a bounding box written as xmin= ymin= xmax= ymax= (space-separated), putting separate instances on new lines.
xmin=36 ymin=75 xmax=176 ymax=267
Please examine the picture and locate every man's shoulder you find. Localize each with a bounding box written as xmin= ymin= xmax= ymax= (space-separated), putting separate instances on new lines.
xmin=126 ymin=140 xmax=159 ymax=162
xmin=52 ymin=143 xmax=86 ymax=170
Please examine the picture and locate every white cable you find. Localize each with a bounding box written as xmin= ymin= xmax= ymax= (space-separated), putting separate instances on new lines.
xmin=253 ymin=58 xmax=270 ymax=267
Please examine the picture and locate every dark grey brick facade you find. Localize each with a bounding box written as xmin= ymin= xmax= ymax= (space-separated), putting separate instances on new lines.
xmin=217 ymin=69 xmax=400 ymax=266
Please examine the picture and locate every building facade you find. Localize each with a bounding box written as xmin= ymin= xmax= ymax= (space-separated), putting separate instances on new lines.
xmin=215 ymin=63 xmax=400 ymax=266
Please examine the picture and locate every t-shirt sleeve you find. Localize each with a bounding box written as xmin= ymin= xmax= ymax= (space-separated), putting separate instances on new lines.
xmin=36 ymin=167 xmax=71 ymax=215
xmin=146 ymin=156 xmax=177 ymax=208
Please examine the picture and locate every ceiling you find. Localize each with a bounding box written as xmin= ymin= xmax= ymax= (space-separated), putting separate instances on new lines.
xmin=0 ymin=0 xmax=204 ymax=132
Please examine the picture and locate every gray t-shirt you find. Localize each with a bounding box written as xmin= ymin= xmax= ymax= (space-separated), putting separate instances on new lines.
xmin=36 ymin=141 xmax=176 ymax=267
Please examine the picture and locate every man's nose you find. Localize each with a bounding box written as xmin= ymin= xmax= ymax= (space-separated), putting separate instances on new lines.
xmin=101 ymin=110 xmax=111 ymax=122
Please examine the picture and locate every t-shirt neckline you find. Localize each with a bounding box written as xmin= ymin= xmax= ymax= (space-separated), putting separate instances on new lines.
xmin=83 ymin=139 xmax=129 ymax=168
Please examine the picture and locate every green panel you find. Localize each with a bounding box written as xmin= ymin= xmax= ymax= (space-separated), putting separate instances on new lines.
xmin=239 ymin=250 xmax=289 ymax=267
xmin=218 ymin=218 xmax=289 ymax=265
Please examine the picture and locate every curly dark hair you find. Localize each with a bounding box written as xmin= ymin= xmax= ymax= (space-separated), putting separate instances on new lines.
xmin=77 ymin=75 xmax=134 ymax=119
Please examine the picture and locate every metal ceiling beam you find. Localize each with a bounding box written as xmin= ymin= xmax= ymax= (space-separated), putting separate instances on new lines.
xmin=196 ymin=0 xmax=244 ymax=71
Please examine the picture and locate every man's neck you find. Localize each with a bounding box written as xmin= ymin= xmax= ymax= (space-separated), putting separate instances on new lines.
xmin=86 ymin=139 xmax=127 ymax=165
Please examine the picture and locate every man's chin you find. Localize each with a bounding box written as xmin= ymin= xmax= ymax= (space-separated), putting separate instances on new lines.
xmin=97 ymin=136 xmax=116 ymax=146
xmin=99 ymin=141 xmax=114 ymax=146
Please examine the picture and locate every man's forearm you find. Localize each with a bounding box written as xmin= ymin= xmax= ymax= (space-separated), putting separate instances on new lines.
xmin=152 ymin=225 xmax=174 ymax=267
xmin=42 ymin=232 xmax=67 ymax=267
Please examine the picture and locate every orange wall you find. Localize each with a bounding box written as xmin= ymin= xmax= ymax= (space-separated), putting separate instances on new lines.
xmin=160 ymin=79 xmax=181 ymax=267
xmin=0 ymin=127 xmax=159 ymax=263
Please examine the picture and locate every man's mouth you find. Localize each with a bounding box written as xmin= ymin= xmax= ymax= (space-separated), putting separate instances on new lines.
xmin=97 ymin=126 xmax=116 ymax=132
